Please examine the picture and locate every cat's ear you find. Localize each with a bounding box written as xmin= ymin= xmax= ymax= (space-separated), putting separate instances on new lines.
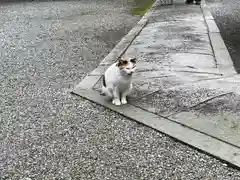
xmin=130 ymin=58 xmax=136 ymax=64
xmin=117 ymin=57 xmax=128 ymax=67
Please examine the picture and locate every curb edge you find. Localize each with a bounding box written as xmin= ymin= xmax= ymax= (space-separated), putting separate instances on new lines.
xmin=201 ymin=0 xmax=237 ymax=76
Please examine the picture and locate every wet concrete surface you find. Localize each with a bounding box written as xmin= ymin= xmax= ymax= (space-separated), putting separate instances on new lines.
xmin=168 ymin=80 xmax=240 ymax=148
xmin=150 ymin=4 xmax=203 ymax=22
xmin=128 ymin=0 xmax=240 ymax=163
xmin=131 ymin=82 xmax=227 ymax=116
xmin=206 ymin=0 xmax=240 ymax=73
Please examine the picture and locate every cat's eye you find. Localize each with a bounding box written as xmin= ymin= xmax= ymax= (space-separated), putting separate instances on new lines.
xmin=119 ymin=60 xmax=128 ymax=65
xmin=130 ymin=58 xmax=136 ymax=64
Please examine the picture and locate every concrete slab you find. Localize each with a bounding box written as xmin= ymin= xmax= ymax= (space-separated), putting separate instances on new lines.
xmin=131 ymin=30 xmax=213 ymax=55
xmin=126 ymin=53 xmax=216 ymax=69
xmin=150 ymin=5 xmax=204 ymax=23
xmin=75 ymin=75 xmax=101 ymax=90
xmin=134 ymin=61 xmax=222 ymax=75
xmin=169 ymin=92 xmax=240 ymax=148
xmin=131 ymin=73 xmax=222 ymax=98
xmin=163 ymin=53 xmax=216 ymax=68
xmin=221 ymin=74 xmax=240 ymax=84
xmin=130 ymin=83 xmax=227 ymax=116
xmin=142 ymin=20 xmax=208 ymax=34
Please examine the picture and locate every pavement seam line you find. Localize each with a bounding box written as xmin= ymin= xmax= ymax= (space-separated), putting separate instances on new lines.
xmin=165 ymin=92 xmax=234 ymax=117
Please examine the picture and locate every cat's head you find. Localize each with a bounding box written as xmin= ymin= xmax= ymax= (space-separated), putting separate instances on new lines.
xmin=117 ymin=57 xmax=136 ymax=76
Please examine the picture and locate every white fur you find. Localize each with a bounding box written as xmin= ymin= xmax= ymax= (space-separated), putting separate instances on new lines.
xmin=101 ymin=59 xmax=136 ymax=106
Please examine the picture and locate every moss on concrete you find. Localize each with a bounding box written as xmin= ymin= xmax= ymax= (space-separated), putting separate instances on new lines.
xmin=132 ymin=0 xmax=155 ymax=15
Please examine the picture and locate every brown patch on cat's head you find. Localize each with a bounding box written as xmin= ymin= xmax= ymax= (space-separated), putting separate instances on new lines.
xmin=117 ymin=57 xmax=136 ymax=69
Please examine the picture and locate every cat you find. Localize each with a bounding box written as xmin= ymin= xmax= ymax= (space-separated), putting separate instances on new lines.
xmin=100 ymin=57 xmax=136 ymax=106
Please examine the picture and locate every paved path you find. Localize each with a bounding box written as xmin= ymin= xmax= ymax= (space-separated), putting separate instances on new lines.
xmin=74 ymin=0 xmax=240 ymax=169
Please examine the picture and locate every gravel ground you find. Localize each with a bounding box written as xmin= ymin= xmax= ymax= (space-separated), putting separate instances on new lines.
xmin=0 ymin=0 xmax=240 ymax=179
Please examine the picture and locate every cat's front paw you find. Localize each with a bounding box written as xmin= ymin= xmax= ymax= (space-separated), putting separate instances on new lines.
xmin=121 ymin=99 xmax=127 ymax=105
xmin=112 ymin=99 xmax=121 ymax=106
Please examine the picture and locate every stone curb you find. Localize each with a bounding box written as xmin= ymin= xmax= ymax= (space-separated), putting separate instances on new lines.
xmin=201 ymin=0 xmax=237 ymax=76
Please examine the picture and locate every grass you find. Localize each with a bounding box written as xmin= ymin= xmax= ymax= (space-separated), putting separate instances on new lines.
xmin=132 ymin=0 xmax=156 ymax=15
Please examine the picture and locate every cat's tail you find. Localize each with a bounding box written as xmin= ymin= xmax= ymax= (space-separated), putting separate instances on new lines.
xmin=100 ymin=74 xmax=106 ymax=96
xmin=100 ymin=74 xmax=113 ymax=97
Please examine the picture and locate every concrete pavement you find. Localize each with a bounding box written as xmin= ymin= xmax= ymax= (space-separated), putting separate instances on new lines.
xmin=73 ymin=0 xmax=240 ymax=168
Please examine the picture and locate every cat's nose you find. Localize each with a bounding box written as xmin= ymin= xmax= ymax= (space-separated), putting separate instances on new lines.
xmin=128 ymin=72 xmax=133 ymax=75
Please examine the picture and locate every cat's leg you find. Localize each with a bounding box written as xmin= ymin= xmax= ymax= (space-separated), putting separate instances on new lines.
xmin=121 ymin=84 xmax=132 ymax=105
xmin=112 ymin=87 xmax=121 ymax=106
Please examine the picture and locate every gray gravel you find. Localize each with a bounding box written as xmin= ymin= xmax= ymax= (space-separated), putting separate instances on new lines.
xmin=0 ymin=0 xmax=240 ymax=179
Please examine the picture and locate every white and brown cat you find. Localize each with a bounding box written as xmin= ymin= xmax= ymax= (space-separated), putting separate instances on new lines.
xmin=101 ymin=57 xmax=136 ymax=106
